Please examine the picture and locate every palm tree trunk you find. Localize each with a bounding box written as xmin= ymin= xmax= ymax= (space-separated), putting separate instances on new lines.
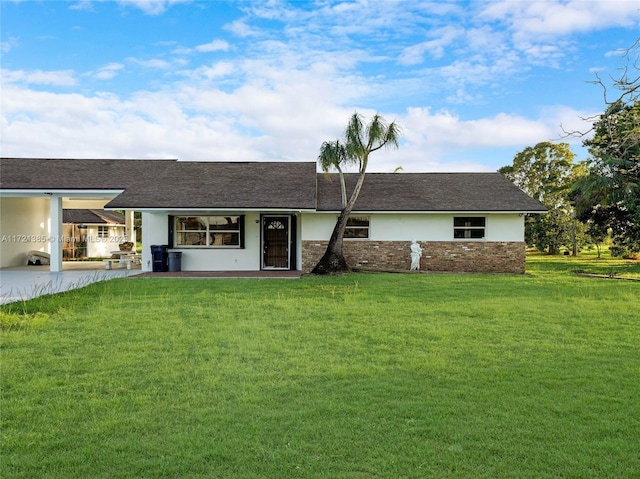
xmin=311 ymin=171 xmax=367 ymax=274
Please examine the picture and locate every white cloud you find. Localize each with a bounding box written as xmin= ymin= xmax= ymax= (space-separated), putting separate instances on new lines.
xmin=0 ymin=77 xmax=335 ymax=162
xmin=69 ymin=0 xmax=191 ymax=15
xmin=89 ymin=62 xmax=124 ymax=80
xmin=171 ymin=39 xmax=230 ymax=57
xmin=1 ymin=75 xmax=590 ymax=172
xmin=445 ymin=89 xmax=478 ymax=105
xmin=178 ymin=62 xmax=236 ymax=81
xmin=518 ymin=42 xmax=567 ymax=68
xmin=115 ymin=0 xmax=191 ymax=16
xmin=481 ymin=0 xmax=639 ymax=39
xmin=538 ymin=104 xmax=598 ymax=142
xmin=126 ymin=57 xmax=172 ymax=69
xmin=375 ymin=106 xmax=591 ymax=172
xmin=465 ymin=26 xmax=503 ymax=51
xmin=195 ymin=39 xmax=230 ymax=53
xmin=1 ymin=69 xmax=77 ymax=87
xmin=224 ymin=19 xmax=259 ymax=38
xmin=69 ymin=1 xmax=95 ymax=11
xmin=433 ymin=48 xmax=523 ymax=93
xmin=402 ymin=107 xmax=552 ymax=148
xmin=1 ymin=36 xmax=19 ymax=53
xmin=399 ymin=26 xmax=462 ymax=65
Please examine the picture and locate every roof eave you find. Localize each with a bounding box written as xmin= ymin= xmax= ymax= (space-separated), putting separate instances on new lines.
xmin=105 ymin=206 xmax=318 ymax=212
xmin=1 ymin=189 xmax=124 ymax=197
xmin=315 ymin=209 xmax=549 ymax=214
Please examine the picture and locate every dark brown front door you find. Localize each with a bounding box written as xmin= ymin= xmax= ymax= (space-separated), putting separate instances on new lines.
xmin=262 ymin=216 xmax=290 ymax=269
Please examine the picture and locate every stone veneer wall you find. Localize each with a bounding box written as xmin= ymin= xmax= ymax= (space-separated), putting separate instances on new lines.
xmin=301 ymin=240 xmax=526 ymax=274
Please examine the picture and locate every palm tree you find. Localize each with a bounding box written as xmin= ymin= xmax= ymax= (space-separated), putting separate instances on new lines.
xmin=318 ymin=140 xmax=351 ymax=208
xmin=312 ymin=112 xmax=401 ymax=274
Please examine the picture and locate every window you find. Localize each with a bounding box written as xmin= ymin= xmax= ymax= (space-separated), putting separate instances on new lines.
xmin=453 ymin=217 xmax=485 ymax=239
xmin=175 ymin=216 xmax=243 ymax=247
xmin=97 ymin=226 xmax=109 ymax=239
xmin=344 ymin=216 xmax=370 ymax=239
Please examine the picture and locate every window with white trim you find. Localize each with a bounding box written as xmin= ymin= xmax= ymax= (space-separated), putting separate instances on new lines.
xmin=175 ymin=216 xmax=243 ymax=247
xmin=97 ymin=226 xmax=109 ymax=238
xmin=344 ymin=216 xmax=370 ymax=239
xmin=453 ymin=217 xmax=485 ymax=239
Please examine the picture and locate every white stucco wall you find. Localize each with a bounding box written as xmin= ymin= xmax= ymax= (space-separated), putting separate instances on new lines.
xmin=142 ymin=212 xmax=264 ymax=272
xmin=141 ymin=212 xmax=165 ymax=271
xmin=140 ymin=211 xmax=524 ymax=272
xmin=85 ymin=225 xmax=127 ymax=257
xmin=300 ymin=212 xmax=524 ymax=242
xmin=0 ymin=197 xmax=51 ymax=267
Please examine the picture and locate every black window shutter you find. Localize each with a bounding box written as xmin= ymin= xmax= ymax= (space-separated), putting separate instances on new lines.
xmin=239 ymin=215 xmax=245 ymax=249
xmin=168 ymin=216 xmax=174 ymax=248
xmin=289 ymin=215 xmax=297 ymax=270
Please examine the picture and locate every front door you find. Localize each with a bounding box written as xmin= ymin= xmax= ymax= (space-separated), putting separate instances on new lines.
xmin=262 ymin=215 xmax=290 ymax=269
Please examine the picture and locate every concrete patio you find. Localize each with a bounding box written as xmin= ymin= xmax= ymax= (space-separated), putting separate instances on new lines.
xmin=0 ymin=261 xmax=143 ymax=305
xmin=0 ymin=262 xmax=304 ymax=305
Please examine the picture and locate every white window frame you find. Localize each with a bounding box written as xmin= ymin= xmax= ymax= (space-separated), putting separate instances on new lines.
xmin=344 ymin=216 xmax=370 ymax=239
xmin=174 ymin=216 xmax=242 ymax=248
xmin=453 ymin=216 xmax=486 ymax=239
xmin=97 ymin=225 xmax=109 ymax=239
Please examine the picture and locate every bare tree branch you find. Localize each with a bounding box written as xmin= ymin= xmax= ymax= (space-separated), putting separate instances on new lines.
xmin=561 ymin=38 xmax=640 ymax=140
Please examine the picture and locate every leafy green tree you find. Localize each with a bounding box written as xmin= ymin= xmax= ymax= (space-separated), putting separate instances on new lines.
xmin=318 ymin=140 xmax=350 ymax=208
xmin=574 ymin=101 xmax=640 ymax=254
xmin=312 ymin=113 xmax=401 ymax=274
xmin=499 ymin=142 xmax=583 ymax=254
xmin=572 ymin=40 xmax=640 ymax=254
xmin=581 ymin=208 xmax=611 ymax=258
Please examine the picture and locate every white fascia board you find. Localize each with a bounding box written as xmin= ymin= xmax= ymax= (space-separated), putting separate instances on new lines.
xmin=317 ymin=210 xmax=547 ymax=214
xmin=0 ymin=189 xmax=124 ymax=198
xmin=65 ymin=224 xmax=123 ymax=227
xmin=106 ymin=207 xmax=317 ymax=213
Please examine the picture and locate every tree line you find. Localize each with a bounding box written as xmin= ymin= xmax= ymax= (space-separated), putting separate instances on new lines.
xmin=499 ymin=40 xmax=639 ymax=257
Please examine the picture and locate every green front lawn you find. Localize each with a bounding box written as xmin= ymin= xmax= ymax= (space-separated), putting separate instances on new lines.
xmin=1 ymin=255 xmax=639 ymax=478
xmin=527 ymin=249 xmax=640 ymax=278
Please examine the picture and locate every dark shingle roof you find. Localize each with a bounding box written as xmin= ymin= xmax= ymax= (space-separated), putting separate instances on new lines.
xmin=0 ymin=158 xmax=169 ymax=190
xmin=1 ymin=158 xmax=545 ymax=213
xmin=0 ymin=158 xmax=317 ymax=210
xmin=317 ymin=173 xmax=547 ymax=212
xmin=63 ymin=209 xmax=125 ymax=224
xmin=107 ymin=161 xmax=318 ymax=209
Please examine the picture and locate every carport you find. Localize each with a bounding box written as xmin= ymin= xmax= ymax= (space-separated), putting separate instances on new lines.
xmin=0 ymin=158 xmax=156 ymax=273
xmin=0 ymin=190 xmax=136 ymax=272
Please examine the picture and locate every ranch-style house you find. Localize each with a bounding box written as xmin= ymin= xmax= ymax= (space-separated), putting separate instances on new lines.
xmin=0 ymin=158 xmax=546 ymax=274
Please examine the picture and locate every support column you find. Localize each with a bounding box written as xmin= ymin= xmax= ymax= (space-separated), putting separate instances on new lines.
xmin=49 ymin=195 xmax=63 ymax=272
xmin=141 ymin=212 xmax=151 ymax=272
xmin=125 ymin=210 xmax=136 ymax=249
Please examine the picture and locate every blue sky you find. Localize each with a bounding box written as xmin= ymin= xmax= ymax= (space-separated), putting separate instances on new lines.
xmin=1 ymin=0 xmax=638 ymax=172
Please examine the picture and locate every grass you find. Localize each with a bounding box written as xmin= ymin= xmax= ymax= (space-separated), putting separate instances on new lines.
xmin=1 ymin=254 xmax=639 ymax=478
xmin=527 ymin=249 xmax=640 ymax=279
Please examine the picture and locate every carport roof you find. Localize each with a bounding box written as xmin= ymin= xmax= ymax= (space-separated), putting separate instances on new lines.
xmin=0 ymin=158 xmax=168 ymax=190
xmin=0 ymin=158 xmax=318 ymax=210
xmin=63 ymin=209 xmax=125 ymax=224
xmin=0 ymin=158 xmax=547 ymax=213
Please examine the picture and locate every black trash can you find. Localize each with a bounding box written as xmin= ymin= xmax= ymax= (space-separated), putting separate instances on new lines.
xmin=150 ymin=245 xmax=169 ymax=272
xmin=168 ymin=251 xmax=182 ymax=272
